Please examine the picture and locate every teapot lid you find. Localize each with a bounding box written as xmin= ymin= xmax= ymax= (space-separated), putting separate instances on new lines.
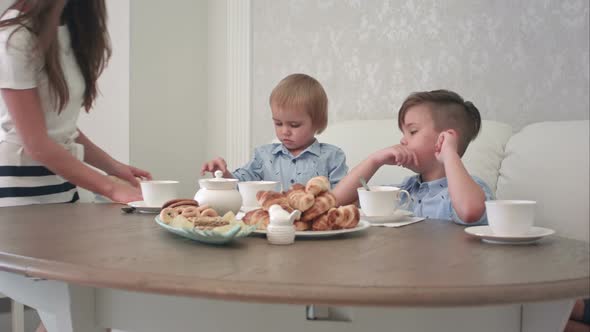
xmin=199 ymin=170 xmax=239 ymax=190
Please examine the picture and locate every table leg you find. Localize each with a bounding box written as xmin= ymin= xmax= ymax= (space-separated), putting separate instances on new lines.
xmin=521 ymin=299 xmax=575 ymax=332
xmin=0 ymin=271 xmax=104 ymax=332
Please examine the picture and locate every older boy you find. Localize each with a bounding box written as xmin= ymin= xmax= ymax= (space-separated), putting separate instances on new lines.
xmin=333 ymin=90 xmax=493 ymax=224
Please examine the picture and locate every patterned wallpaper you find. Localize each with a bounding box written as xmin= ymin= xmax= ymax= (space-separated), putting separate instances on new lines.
xmin=251 ymin=0 xmax=589 ymax=146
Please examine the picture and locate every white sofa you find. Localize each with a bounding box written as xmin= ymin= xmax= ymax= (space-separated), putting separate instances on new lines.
xmin=318 ymin=119 xmax=590 ymax=242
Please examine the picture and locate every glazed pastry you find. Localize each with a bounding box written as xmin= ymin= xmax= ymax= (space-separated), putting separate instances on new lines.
xmin=300 ymin=191 xmax=337 ymax=222
xmin=159 ymin=207 xmax=180 ymax=224
xmin=305 ymin=176 xmax=330 ymax=196
xmin=159 ymin=203 xmax=218 ymax=223
xmin=199 ymin=208 xmax=219 ymax=218
xmin=187 ymin=216 xmax=229 ymax=230
xmin=242 ymin=208 xmax=270 ymax=230
xmin=256 ymin=190 xmax=292 ymax=212
xmin=162 ymin=198 xmax=199 ymax=209
xmin=286 ymin=184 xmax=314 ymax=212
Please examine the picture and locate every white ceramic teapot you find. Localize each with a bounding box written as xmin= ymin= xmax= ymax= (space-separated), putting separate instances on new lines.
xmin=194 ymin=170 xmax=242 ymax=215
xmin=266 ymin=204 xmax=301 ymax=245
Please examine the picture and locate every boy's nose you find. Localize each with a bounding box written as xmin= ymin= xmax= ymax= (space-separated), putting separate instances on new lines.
xmin=400 ymin=137 xmax=407 ymax=145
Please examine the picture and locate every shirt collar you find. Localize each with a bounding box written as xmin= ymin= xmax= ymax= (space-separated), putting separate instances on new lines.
xmin=271 ymin=139 xmax=320 ymax=158
xmin=417 ymin=176 xmax=448 ymax=189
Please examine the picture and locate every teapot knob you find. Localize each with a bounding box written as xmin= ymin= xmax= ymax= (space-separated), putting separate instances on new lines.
xmin=214 ymin=170 xmax=223 ymax=179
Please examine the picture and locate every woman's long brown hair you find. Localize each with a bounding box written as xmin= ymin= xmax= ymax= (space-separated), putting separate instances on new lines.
xmin=0 ymin=0 xmax=112 ymax=112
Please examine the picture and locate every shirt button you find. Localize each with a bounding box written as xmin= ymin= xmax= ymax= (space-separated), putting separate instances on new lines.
xmin=292 ymin=159 xmax=296 ymax=164
xmin=418 ymin=200 xmax=422 ymax=203
xmin=290 ymin=179 xmax=295 ymax=184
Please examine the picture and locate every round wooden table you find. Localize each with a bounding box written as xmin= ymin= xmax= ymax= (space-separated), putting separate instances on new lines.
xmin=0 ymin=204 xmax=588 ymax=332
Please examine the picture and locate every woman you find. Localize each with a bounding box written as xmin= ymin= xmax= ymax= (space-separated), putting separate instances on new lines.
xmin=0 ymin=0 xmax=149 ymax=207
xmin=1 ymin=1 xmax=148 ymax=331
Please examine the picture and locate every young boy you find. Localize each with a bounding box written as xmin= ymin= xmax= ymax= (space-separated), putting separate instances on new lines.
xmin=201 ymin=73 xmax=348 ymax=191
xmin=333 ymin=89 xmax=493 ymax=224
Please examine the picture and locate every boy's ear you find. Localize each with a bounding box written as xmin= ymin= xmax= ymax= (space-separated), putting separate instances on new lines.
xmin=446 ymin=129 xmax=458 ymax=136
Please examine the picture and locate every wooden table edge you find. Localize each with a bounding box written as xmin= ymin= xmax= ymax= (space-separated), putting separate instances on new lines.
xmin=1 ymin=252 xmax=588 ymax=307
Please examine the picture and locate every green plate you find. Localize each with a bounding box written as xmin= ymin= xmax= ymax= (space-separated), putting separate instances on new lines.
xmin=155 ymin=215 xmax=256 ymax=244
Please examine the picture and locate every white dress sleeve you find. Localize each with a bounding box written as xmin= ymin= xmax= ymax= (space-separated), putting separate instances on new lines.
xmin=0 ymin=26 xmax=41 ymax=89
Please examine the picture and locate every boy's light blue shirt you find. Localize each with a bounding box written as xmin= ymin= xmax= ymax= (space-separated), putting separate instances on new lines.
xmin=232 ymin=140 xmax=348 ymax=191
xmin=397 ymin=175 xmax=494 ymax=225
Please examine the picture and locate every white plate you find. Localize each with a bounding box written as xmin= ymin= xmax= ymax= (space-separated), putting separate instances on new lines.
xmin=128 ymin=201 xmax=161 ymax=214
xmin=464 ymin=225 xmax=555 ymax=245
xmin=360 ymin=209 xmax=414 ymax=223
xmin=252 ymin=220 xmax=370 ymax=238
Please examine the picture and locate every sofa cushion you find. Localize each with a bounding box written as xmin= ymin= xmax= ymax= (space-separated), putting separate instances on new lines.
xmin=462 ymin=120 xmax=513 ymax=193
xmin=496 ymin=121 xmax=589 ymax=242
xmin=319 ymin=119 xmax=511 ymax=191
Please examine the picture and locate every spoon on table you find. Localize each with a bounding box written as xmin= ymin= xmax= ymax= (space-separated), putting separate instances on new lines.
xmin=359 ymin=177 xmax=370 ymax=191
xmin=121 ymin=206 xmax=136 ymax=214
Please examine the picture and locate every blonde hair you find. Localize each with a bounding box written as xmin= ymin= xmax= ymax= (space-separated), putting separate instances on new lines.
xmin=398 ymin=89 xmax=481 ymax=156
xmin=269 ymin=73 xmax=328 ymax=134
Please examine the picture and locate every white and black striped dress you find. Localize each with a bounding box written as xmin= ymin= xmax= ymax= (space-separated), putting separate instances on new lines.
xmin=0 ymin=9 xmax=85 ymax=207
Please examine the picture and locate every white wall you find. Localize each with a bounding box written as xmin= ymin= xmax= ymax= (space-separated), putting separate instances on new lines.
xmin=78 ymin=0 xmax=130 ymax=164
xmin=129 ymin=0 xmax=208 ymax=198
xmin=76 ymin=0 xmax=130 ymax=202
xmin=206 ymin=0 xmax=228 ymax=164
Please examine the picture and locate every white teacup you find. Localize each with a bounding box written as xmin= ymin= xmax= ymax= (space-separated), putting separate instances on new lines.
xmin=140 ymin=180 xmax=180 ymax=207
xmin=238 ymin=181 xmax=280 ymax=209
xmin=357 ymin=186 xmax=411 ymax=217
xmin=485 ymin=200 xmax=536 ymax=236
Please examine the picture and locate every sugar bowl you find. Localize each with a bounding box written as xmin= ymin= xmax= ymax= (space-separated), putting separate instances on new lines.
xmin=194 ymin=170 xmax=242 ymax=215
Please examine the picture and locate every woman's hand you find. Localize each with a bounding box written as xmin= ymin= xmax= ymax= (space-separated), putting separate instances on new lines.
xmin=109 ymin=162 xmax=152 ymax=187
xmin=107 ymin=180 xmax=143 ymax=203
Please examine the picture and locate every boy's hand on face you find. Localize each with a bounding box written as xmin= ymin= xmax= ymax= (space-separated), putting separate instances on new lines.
xmin=370 ymin=145 xmax=419 ymax=169
xmin=435 ymin=130 xmax=460 ymax=163
xmin=200 ymin=157 xmax=232 ymax=177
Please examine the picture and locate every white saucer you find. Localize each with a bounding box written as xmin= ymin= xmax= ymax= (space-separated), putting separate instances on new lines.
xmin=360 ymin=209 xmax=414 ymax=223
xmin=128 ymin=201 xmax=161 ymax=214
xmin=464 ymin=225 xmax=555 ymax=245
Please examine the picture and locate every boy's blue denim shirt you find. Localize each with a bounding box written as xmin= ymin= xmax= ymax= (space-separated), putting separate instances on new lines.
xmin=397 ymin=175 xmax=494 ymax=225
xmin=232 ymin=140 xmax=348 ymax=191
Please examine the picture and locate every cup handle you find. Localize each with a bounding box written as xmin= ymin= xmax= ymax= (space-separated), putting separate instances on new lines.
xmin=397 ymin=190 xmax=411 ymax=210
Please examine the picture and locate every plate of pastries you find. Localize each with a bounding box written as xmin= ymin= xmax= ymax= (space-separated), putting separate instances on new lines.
xmin=241 ymin=176 xmax=370 ymax=238
xmin=155 ymin=199 xmax=256 ymax=244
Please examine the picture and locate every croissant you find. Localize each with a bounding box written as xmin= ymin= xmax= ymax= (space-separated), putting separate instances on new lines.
xmin=331 ymin=205 xmax=360 ymax=229
xmin=286 ymin=184 xmax=315 ymax=212
xmin=305 ymin=176 xmax=330 ymax=196
xmin=256 ymin=190 xmax=292 ymax=212
xmin=300 ymin=191 xmax=337 ymax=222
xmin=242 ymin=208 xmax=270 ymax=230
xmin=311 ymin=208 xmax=338 ymax=231
xmin=294 ymin=220 xmax=312 ymax=231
